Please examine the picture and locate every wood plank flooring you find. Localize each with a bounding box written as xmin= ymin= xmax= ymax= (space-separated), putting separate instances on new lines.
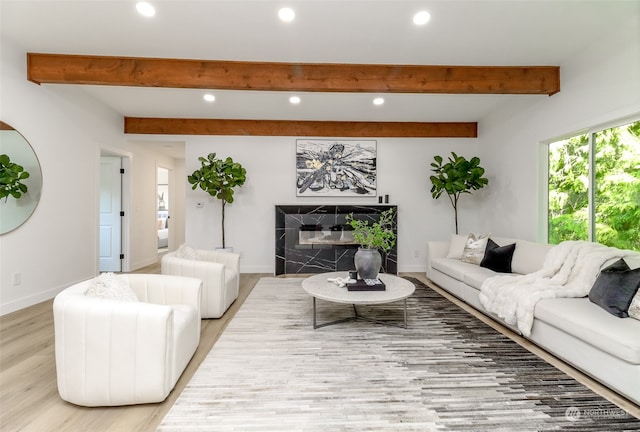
xmin=0 ymin=269 xmax=637 ymax=432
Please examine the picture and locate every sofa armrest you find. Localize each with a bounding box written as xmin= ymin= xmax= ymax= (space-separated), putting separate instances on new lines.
xmin=426 ymin=240 xmax=449 ymax=276
xmin=53 ymin=294 xmax=175 ymax=406
xmin=197 ymin=249 xmax=240 ymax=274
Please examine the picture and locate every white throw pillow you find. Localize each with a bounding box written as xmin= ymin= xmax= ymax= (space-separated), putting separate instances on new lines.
xmin=446 ymin=234 xmax=469 ymax=259
xmin=176 ymin=243 xmax=198 ymax=260
xmin=84 ymin=273 xmax=138 ymax=302
xmin=460 ymin=233 xmax=490 ymax=265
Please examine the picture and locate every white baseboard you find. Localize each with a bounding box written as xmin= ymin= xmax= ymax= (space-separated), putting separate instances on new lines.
xmin=240 ymin=265 xmax=275 ymax=274
xmin=397 ymin=264 xmax=428 ymax=273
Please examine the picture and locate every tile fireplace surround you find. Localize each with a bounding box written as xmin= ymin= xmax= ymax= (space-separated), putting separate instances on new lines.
xmin=275 ymin=205 xmax=398 ymax=275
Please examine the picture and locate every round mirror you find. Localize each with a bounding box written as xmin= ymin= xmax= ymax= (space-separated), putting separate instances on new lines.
xmin=1 ymin=121 xmax=43 ymax=234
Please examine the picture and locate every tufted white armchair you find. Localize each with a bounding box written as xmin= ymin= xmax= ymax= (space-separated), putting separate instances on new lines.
xmin=53 ymin=273 xmax=201 ymax=407
xmin=161 ymin=249 xmax=240 ymax=318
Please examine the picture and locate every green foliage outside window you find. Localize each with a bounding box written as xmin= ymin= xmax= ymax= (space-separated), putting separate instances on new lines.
xmin=548 ymin=120 xmax=640 ymax=251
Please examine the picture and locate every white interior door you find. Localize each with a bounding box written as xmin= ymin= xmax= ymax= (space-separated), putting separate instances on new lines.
xmin=99 ymin=156 xmax=122 ymax=272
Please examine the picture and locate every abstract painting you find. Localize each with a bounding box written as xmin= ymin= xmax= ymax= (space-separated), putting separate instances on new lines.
xmin=296 ymin=139 xmax=377 ymax=197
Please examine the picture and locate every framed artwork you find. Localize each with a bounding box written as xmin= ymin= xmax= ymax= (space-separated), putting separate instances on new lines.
xmin=296 ymin=139 xmax=377 ymax=197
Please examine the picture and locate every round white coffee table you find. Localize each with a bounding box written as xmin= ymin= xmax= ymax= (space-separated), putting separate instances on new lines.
xmin=302 ymin=272 xmax=415 ymax=329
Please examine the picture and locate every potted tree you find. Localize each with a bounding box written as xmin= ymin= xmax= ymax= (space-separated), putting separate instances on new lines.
xmin=429 ymin=152 xmax=488 ymax=234
xmin=345 ymin=208 xmax=396 ymax=279
xmin=188 ymin=152 xmax=247 ymax=250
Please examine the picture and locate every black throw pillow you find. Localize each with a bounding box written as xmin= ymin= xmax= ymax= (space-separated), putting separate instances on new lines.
xmin=589 ymin=259 xmax=640 ymax=318
xmin=480 ymin=238 xmax=516 ymax=273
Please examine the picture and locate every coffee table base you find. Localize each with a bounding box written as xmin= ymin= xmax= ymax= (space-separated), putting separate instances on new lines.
xmin=312 ymin=297 xmax=408 ymax=329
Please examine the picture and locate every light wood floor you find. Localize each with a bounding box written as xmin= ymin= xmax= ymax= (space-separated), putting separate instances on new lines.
xmin=0 ymin=270 xmax=637 ymax=432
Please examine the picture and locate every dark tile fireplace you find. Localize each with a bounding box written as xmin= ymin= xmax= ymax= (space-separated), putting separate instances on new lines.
xmin=275 ymin=205 xmax=397 ymax=275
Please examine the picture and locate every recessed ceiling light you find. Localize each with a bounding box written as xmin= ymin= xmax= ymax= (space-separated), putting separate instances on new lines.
xmin=373 ymin=97 xmax=385 ymax=106
xmin=413 ymin=11 xmax=431 ymax=25
xmin=203 ymin=93 xmax=215 ymax=102
xmin=279 ymin=7 xmax=295 ymax=22
xmin=136 ymin=2 xmax=156 ymax=17
xmin=289 ymin=96 xmax=301 ymax=104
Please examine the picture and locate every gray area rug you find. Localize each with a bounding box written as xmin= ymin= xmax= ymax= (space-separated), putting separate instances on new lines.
xmin=158 ymin=277 xmax=640 ymax=431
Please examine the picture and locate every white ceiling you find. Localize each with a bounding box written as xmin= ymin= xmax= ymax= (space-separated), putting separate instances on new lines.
xmin=1 ymin=1 xmax=638 ymax=133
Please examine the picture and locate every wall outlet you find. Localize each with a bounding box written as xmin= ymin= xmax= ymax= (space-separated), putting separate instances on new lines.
xmin=12 ymin=273 xmax=21 ymax=286
xmin=414 ymin=250 xmax=420 ymax=258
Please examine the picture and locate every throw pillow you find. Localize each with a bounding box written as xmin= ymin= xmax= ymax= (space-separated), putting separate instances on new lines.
xmin=84 ymin=272 xmax=138 ymax=302
xmin=176 ymin=243 xmax=198 ymax=260
xmin=628 ymin=255 xmax=640 ymax=321
xmin=446 ymin=234 xmax=468 ymax=259
xmin=460 ymin=233 xmax=490 ymax=265
xmin=480 ymin=238 xmax=516 ymax=273
xmin=629 ymin=290 xmax=640 ymax=321
xmin=588 ymin=259 xmax=640 ymax=318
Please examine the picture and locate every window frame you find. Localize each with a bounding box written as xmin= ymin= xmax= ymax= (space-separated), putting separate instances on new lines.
xmin=541 ymin=114 xmax=640 ymax=245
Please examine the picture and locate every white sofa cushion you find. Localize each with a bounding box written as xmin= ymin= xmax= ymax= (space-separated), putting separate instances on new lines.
xmin=534 ymin=297 xmax=640 ymax=364
xmin=431 ymin=257 xmax=480 ymax=282
xmin=464 ymin=267 xmax=507 ymax=290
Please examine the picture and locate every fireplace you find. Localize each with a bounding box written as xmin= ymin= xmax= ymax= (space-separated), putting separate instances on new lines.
xmin=275 ymin=205 xmax=397 ymax=275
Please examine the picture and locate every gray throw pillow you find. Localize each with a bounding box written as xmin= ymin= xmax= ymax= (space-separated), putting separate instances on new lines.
xmin=588 ymin=259 xmax=640 ymax=318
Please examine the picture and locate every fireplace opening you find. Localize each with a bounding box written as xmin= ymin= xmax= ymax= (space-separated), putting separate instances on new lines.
xmin=298 ymin=224 xmax=355 ymax=246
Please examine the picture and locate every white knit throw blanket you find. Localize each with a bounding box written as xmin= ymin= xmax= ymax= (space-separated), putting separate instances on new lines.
xmin=479 ymin=240 xmax=633 ymax=336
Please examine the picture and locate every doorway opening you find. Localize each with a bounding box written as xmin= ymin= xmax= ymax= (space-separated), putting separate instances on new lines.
xmin=157 ymin=167 xmax=170 ymax=253
xmin=99 ymin=155 xmax=123 ymax=272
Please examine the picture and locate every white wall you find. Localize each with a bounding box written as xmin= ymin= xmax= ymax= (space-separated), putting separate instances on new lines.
xmin=0 ymin=37 xmax=185 ymax=315
xmin=4 ymin=12 xmax=636 ymax=313
xmin=0 ymin=37 xmax=121 ymax=314
xmin=476 ymin=13 xmax=640 ymax=241
xmin=183 ymin=136 xmax=481 ymax=273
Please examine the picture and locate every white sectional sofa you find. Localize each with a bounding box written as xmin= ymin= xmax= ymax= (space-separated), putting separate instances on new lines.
xmin=426 ymin=234 xmax=640 ymax=405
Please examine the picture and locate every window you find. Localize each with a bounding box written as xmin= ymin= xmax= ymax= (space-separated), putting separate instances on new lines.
xmin=547 ymin=119 xmax=640 ymax=251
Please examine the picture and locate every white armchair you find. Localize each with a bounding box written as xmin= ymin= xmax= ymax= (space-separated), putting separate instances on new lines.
xmin=161 ymin=249 xmax=240 ymax=318
xmin=53 ymin=273 xmax=201 ymax=407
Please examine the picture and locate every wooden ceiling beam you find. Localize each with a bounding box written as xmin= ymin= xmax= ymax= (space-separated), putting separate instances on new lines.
xmin=28 ymin=53 xmax=560 ymax=95
xmin=124 ymin=118 xmax=477 ymax=138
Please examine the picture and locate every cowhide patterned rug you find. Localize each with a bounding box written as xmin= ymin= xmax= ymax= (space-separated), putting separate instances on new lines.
xmin=158 ymin=277 xmax=639 ymax=431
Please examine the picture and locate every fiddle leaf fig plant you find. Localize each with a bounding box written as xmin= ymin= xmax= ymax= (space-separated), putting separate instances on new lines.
xmin=0 ymin=154 xmax=30 ymax=202
xmin=188 ymin=152 xmax=247 ymax=249
xmin=345 ymin=208 xmax=396 ymax=252
xmin=429 ymin=152 xmax=488 ymax=234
